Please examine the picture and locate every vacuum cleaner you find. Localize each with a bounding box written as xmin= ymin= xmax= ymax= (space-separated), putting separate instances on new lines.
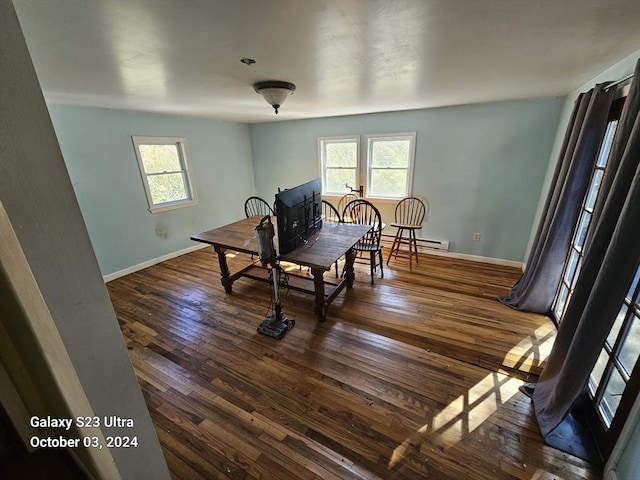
xmin=254 ymin=215 xmax=295 ymax=339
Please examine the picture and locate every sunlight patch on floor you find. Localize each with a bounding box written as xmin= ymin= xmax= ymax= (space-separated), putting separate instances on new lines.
xmin=502 ymin=323 xmax=555 ymax=372
xmin=389 ymin=371 xmax=521 ymax=469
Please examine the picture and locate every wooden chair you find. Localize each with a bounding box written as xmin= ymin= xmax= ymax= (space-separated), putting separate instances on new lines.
xmin=321 ymin=199 xmax=341 ymax=223
xmin=337 ymin=193 xmax=359 ymax=218
xmin=342 ymin=199 xmax=384 ymax=284
xmin=322 ymin=200 xmax=342 ymax=277
xmin=244 ymin=196 xmax=274 ymax=218
xmin=386 ymin=196 xmax=426 ymax=270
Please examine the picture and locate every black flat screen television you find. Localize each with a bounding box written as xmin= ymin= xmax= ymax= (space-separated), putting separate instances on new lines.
xmin=275 ymin=178 xmax=323 ymax=255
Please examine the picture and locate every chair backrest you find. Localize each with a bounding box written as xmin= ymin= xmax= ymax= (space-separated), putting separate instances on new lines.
xmin=342 ymin=199 xmax=382 ymax=248
xmin=321 ymin=200 xmax=341 ymax=223
xmin=394 ymin=197 xmax=426 ymax=226
xmin=337 ymin=193 xmax=359 ymax=215
xmin=244 ymin=196 xmax=274 ymax=218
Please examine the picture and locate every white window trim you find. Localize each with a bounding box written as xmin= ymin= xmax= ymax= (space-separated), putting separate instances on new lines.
xmin=132 ymin=135 xmax=198 ymax=214
xmin=363 ymin=132 xmax=416 ymax=199
xmin=317 ymin=135 xmax=361 ymax=196
xmin=318 ymin=132 xmax=416 ymax=200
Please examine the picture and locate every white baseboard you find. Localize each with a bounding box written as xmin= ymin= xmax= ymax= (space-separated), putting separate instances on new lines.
xmin=418 ymin=248 xmax=525 ymax=269
xmin=104 ymin=239 xmax=525 ymax=283
xmin=380 ymin=234 xmax=524 ymax=269
xmin=103 ymin=244 xmax=209 ymax=283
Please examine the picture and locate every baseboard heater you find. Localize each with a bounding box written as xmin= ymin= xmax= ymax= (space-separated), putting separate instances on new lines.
xmin=381 ymin=234 xmax=450 ymax=252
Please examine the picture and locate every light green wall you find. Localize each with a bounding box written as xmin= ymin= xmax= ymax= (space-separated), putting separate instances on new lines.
xmin=49 ymin=94 xmax=566 ymax=269
xmin=250 ymin=98 xmax=564 ymax=262
xmin=49 ymin=106 xmax=256 ymax=276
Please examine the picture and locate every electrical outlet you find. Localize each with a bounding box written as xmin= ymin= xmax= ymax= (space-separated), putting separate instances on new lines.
xmin=473 ymin=232 xmax=481 ymax=241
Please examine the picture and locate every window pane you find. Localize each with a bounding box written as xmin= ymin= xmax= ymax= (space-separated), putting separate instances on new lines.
xmin=596 ymin=121 xmax=618 ymax=168
xmin=370 ymin=140 xmax=410 ymax=167
xmin=574 ymin=211 xmax=591 ymax=248
xmin=370 ymin=169 xmax=407 ymax=197
xmin=139 ymin=144 xmax=182 ymax=173
xmin=326 ymin=168 xmax=356 ymax=193
xmin=628 ymin=267 xmax=640 ymax=302
xmin=600 ymin=367 xmax=625 ymax=426
xmin=619 ymin=317 xmax=640 ymax=376
xmin=148 ymin=173 xmax=188 ymax=204
xmin=564 ymin=249 xmax=580 ymax=285
xmin=571 ymin=261 xmax=583 ymax=291
xmin=325 ymin=143 xmax=357 ymax=167
xmin=585 ymin=169 xmax=603 ymax=211
xmin=589 ymin=349 xmax=609 ymax=395
xmin=554 ymin=284 xmax=569 ymax=320
xmin=607 ymin=304 xmax=627 ymax=348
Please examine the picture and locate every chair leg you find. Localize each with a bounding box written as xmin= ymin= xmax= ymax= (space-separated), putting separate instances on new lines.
xmin=408 ymin=230 xmax=413 ymax=270
xmin=412 ymin=230 xmax=420 ymax=268
xmin=411 ymin=229 xmax=418 ymax=270
xmin=369 ymin=251 xmax=375 ymax=285
xmin=387 ymin=228 xmax=402 ymax=265
xmin=379 ymin=250 xmax=384 ymax=279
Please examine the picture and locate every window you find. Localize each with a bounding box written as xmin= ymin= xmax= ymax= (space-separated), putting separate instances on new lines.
xmin=318 ymin=136 xmax=359 ymax=195
xmin=549 ymin=92 xmax=635 ymax=457
xmin=586 ymin=264 xmax=640 ymax=459
xmin=132 ymin=136 xmax=198 ymax=213
xmin=318 ymin=133 xmax=416 ymax=199
xmin=365 ymin=134 xmax=416 ymax=198
xmin=552 ymin=97 xmax=625 ymax=323
xmin=589 ymin=265 xmax=640 ymax=429
xmin=552 ymin=120 xmax=618 ymax=321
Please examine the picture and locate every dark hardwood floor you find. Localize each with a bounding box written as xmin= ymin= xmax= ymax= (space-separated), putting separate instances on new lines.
xmin=107 ymin=248 xmax=601 ymax=479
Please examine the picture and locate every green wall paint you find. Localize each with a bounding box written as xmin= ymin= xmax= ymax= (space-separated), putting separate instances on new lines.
xmin=49 ymin=106 xmax=256 ymax=276
xmin=50 ymin=96 xmax=564 ymax=270
xmin=250 ymin=98 xmax=564 ymax=262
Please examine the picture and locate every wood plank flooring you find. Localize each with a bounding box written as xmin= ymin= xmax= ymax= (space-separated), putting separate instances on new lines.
xmin=107 ymin=248 xmax=601 ymax=479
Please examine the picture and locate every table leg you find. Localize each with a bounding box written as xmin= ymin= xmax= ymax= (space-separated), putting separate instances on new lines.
xmin=344 ymin=248 xmax=356 ymax=289
xmin=214 ymin=245 xmax=233 ymax=293
xmin=310 ymin=266 xmax=327 ymax=322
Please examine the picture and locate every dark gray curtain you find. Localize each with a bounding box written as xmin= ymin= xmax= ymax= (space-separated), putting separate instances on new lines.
xmin=534 ymin=59 xmax=640 ymax=436
xmin=499 ymin=85 xmax=615 ymax=313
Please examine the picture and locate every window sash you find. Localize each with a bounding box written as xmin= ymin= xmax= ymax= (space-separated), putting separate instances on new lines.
xmin=318 ymin=133 xmax=416 ymax=199
xmin=132 ymin=136 xmax=198 ymax=213
xmin=365 ymin=133 xmax=415 ymax=199
xmin=552 ymin=120 xmax=618 ymax=322
xmin=589 ymin=265 xmax=640 ymax=428
xmin=318 ymin=136 xmax=360 ymax=196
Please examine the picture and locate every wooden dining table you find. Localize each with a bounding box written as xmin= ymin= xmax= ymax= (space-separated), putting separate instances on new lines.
xmin=191 ymin=216 xmax=372 ymax=321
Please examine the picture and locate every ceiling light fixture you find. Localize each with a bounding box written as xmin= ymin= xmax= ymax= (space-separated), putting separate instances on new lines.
xmin=253 ymin=80 xmax=296 ymax=114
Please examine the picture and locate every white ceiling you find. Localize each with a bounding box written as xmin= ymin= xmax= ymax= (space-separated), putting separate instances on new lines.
xmin=13 ymin=0 xmax=640 ymax=124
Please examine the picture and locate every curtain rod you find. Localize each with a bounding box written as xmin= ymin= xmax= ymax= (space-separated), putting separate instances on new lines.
xmin=604 ymin=72 xmax=634 ymax=92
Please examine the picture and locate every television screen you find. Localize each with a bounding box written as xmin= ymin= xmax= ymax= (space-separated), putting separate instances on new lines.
xmin=275 ymin=178 xmax=323 ymax=255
